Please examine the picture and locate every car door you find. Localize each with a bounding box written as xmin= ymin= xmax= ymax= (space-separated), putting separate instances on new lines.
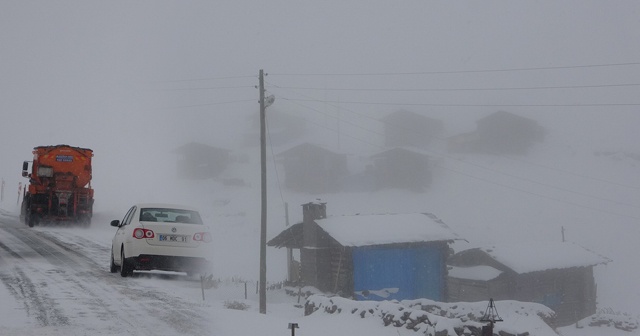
xmin=113 ymin=206 xmax=136 ymax=264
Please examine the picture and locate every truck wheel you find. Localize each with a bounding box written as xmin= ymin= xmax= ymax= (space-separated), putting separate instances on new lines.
xmin=78 ymin=216 xmax=91 ymax=228
xmin=28 ymin=214 xmax=36 ymax=228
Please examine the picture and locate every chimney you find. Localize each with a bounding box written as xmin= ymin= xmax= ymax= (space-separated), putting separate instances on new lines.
xmin=302 ymin=200 xmax=326 ymax=224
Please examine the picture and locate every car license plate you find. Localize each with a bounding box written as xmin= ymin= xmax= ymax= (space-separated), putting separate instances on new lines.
xmin=159 ymin=234 xmax=187 ymax=242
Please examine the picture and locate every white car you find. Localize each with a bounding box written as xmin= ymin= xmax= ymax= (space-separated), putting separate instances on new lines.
xmin=110 ymin=203 xmax=212 ymax=277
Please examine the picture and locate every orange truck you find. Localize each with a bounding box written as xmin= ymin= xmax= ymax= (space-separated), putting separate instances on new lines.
xmin=21 ymin=145 xmax=94 ymax=227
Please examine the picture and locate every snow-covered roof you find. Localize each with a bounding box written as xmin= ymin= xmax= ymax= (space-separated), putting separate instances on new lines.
xmin=315 ymin=213 xmax=461 ymax=247
xmin=448 ymin=265 xmax=503 ymax=281
xmin=477 ymin=241 xmax=611 ymax=274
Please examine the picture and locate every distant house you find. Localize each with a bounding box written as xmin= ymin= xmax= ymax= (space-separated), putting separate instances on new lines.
xmin=268 ymin=201 xmax=462 ymax=302
xmin=381 ymin=110 xmax=444 ymax=149
xmin=447 ymin=111 xmax=545 ymax=155
xmin=371 ymin=147 xmax=432 ymax=192
xmin=447 ymin=242 xmax=610 ymax=326
xmin=173 ymin=142 xmax=231 ymax=179
xmin=277 ymin=143 xmax=348 ymax=194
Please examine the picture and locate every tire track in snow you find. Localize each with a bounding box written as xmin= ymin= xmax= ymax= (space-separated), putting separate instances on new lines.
xmin=0 ymin=221 xmax=212 ymax=335
xmin=2 ymin=225 xmax=84 ymax=269
xmin=0 ymin=225 xmax=139 ymax=333
xmin=35 ymin=229 xmax=211 ymax=334
xmin=34 ymin=229 xmax=212 ymax=334
xmin=0 ymin=243 xmax=69 ymax=327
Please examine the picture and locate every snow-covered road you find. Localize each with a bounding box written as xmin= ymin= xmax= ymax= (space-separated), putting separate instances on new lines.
xmin=0 ymin=214 xmax=213 ymax=336
xmin=1 ymin=210 xmax=636 ymax=336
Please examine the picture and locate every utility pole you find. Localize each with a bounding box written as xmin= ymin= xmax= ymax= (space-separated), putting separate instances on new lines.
xmin=285 ymin=202 xmax=293 ymax=282
xmin=259 ymin=69 xmax=267 ymax=314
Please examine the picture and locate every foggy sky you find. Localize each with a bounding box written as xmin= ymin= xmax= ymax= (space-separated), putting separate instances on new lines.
xmin=1 ymin=1 xmax=639 ymax=200
xmin=1 ymin=1 xmax=640 ymax=320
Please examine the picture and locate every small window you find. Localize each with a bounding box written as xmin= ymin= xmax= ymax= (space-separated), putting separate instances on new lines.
xmin=37 ymin=166 xmax=54 ymax=177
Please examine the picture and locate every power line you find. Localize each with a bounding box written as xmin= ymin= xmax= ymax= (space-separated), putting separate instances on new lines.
xmin=285 ymin=98 xmax=640 ymax=107
xmin=269 ymin=61 xmax=640 ymax=77
xmin=267 ymin=82 xmax=640 ymax=92
xmin=268 ymin=81 xmax=640 ymax=192
xmin=440 ymin=163 xmax=640 ymax=221
xmin=266 ymin=117 xmax=286 ymax=208
xmin=498 ymin=155 xmax=640 ymax=191
xmin=162 ymin=75 xmax=256 ymax=83
xmin=161 ymin=85 xmax=255 ymax=91
xmin=279 ymin=93 xmax=640 ymax=210
xmin=272 ymin=92 xmax=640 ymax=217
xmin=277 ymin=96 xmax=384 ymax=150
xmin=278 ymin=96 xmax=385 ymax=138
xmin=443 ymin=154 xmax=640 ymax=210
xmin=164 ymin=99 xmax=256 ymax=110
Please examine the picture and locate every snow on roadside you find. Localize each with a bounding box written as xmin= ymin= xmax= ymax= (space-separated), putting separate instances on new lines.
xmin=306 ymin=294 xmax=558 ymax=336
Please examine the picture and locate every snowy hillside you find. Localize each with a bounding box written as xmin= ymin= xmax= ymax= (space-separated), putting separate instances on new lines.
xmin=2 ymin=113 xmax=638 ymax=336
xmin=80 ymin=111 xmax=640 ymax=324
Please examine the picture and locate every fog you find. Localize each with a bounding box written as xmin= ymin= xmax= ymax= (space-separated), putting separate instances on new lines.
xmin=1 ymin=0 xmax=639 ymax=326
xmin=2 ymin=1 xmax=639 ymax=176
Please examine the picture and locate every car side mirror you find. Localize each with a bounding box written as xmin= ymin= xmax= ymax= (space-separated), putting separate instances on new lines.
xmin=110 ymin=220 xmax=120 ymax=227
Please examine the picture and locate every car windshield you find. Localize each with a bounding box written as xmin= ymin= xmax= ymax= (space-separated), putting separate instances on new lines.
xmin=139 ymin=208 xmax=203 ymax=224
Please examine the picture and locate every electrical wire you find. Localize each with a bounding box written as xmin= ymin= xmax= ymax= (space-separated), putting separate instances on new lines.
xmin=284 ymin=98 xmax=640 ymax=107
xmin=268 ymin=79 xmax=640 ymax=192
xmin=268 ymin=83 xmax=640 ymax=92
xmin=278 ymin=93 xmax=640 ymax=210
xmin=440 ymin=163 xmax=640 ymax=221
xmin=266 ymin=116 xmax=287 ymax=208
xmin=161 ymin=86 xmax=256 ymax=91
xmin=279 ymin=97 xmax=384 ymax=150
xmin=271 ymin=93 xmax=640 ymax=219
xmin=161 ymin=75 xmax=256 ymax=83
xmin=164 ymin=99 xmax=256 ymax=110
xmin=271 ymin=82 xmax=640 ymax=192
xmin=269 ymin=61 xmax=640 ymax=77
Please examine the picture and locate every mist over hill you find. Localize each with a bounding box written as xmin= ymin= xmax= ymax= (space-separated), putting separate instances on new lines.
xmin=78 ymin=110 xmax=640 ymax=317
xmin=1 ymin=2 xmax=638 ymax=329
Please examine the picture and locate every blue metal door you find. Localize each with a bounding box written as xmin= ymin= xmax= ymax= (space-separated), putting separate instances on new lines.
xmin=352 ymin=246 xmax=442 ymax=301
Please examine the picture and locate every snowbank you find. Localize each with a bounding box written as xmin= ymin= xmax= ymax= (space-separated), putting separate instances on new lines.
xmin=305 ymin=295 xmax=557 ymax=336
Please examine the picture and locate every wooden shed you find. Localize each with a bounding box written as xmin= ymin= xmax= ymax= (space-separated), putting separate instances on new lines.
xmin=276 ymin=143 xmax=348 ymax=193
xmin=447 ymin=242 xmax=610 ymax=326
xmin=381 ymin=110 xmax=443 ymax=149
xmin=172 ymin=142 xmax=231 ymax=180
xmin=268 ymin=201 xmax=462 ymax=301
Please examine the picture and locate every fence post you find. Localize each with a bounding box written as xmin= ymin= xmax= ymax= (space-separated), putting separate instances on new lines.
xmin=200 ymin=275 xmax=205 ymax=301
